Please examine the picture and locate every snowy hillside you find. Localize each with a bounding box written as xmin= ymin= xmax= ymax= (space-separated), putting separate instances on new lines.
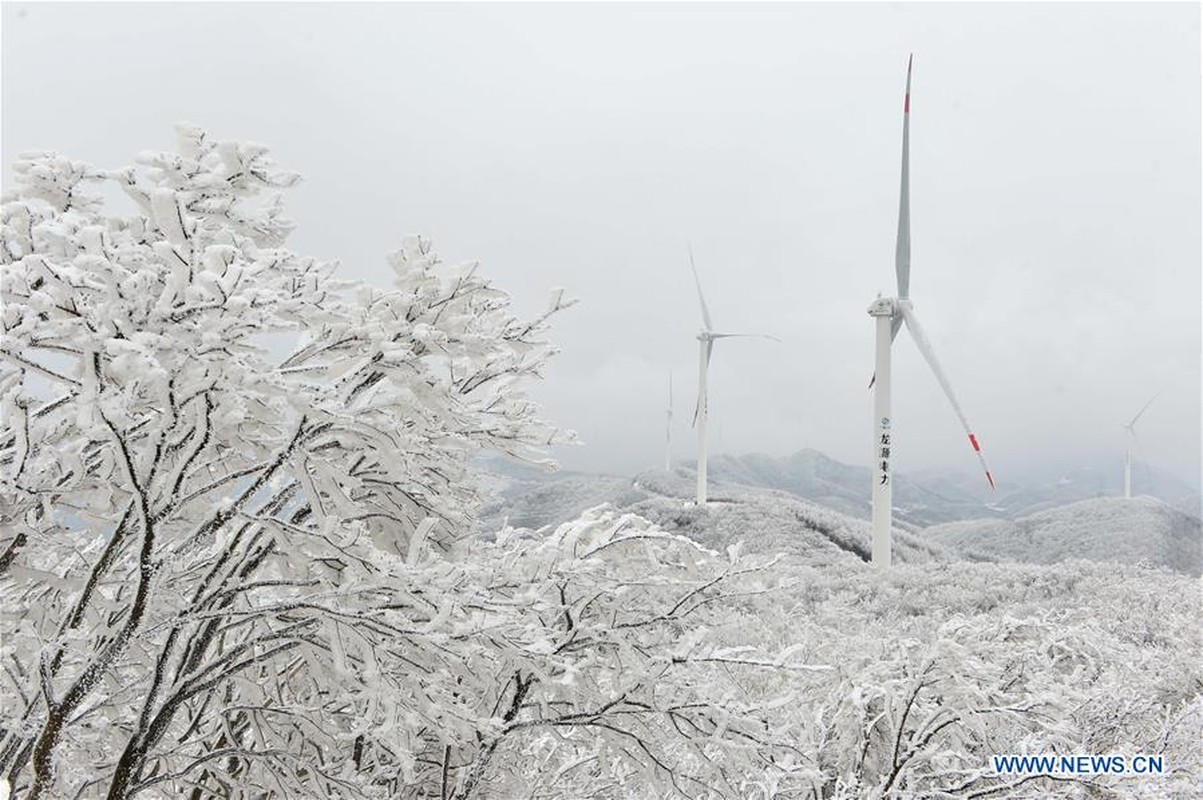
xmin=478 ymin=455 xmax=1201 ymax=573
xmin=480 ymin=461 xmax=957 ymax=565
xmin=478 ymin=456 xmax=925 ymax=533
xmin=924 ymin=496 xmax=1202 ymax=576
xmin=631 ymin=469 xmax=960 ymax=564
xmin=476 ymin=468 xmax=644 ymax=532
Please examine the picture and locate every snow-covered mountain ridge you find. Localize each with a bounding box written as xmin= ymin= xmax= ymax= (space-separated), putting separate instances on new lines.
xmin=483 ymin=448 xmax=1201 ymax=532
xmin=924 ymin=496 xmax=1202 ymax=576
xmin=480 ymin=463 xmax=958 ymax=565
xmin=479 ymin=453 xmax=1200 ymax=574
xmin=705 ymin=449 xmax=1201 ymax=524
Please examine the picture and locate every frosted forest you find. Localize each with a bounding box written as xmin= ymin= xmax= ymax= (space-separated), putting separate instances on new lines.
xmin=1 ymin=130 xmax=1199 ymax=799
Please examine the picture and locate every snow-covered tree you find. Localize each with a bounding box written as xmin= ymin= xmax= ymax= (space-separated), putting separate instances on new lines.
xmin=0 ymin=126 xmax=582 ymax=798
xmin=372 ymin=509 xmax=817 ymax=800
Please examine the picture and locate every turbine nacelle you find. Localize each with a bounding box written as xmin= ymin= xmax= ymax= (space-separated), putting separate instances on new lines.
xmin=867 ymin=297 xmax=916 ymax=319
xmin=868 ymin=297 xmax=898 ymax=317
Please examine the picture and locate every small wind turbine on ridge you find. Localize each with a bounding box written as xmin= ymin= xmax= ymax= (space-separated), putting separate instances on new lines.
xmin=688 ymin=244 xmax=779 ymax=505
xmin=1122 ymin=391 xmax=1159 ymax=499
xmin=866 ymin=55 xmax=996 ymax=568
xmin=665 ymin=372 xmax=674 ymax=472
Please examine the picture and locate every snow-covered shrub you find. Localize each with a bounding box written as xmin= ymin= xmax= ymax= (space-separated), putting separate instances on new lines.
xmin=726 ymin=560 xmax=1201 ymax=798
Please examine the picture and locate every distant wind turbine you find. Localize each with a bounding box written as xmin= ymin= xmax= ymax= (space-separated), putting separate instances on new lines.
xmin=665 ymin=372 xmax=673 ymax=472
xmin=867 ymin=56 xmax=995 ymax=568
xmin=1122 ymin=391 xmax=1159 ymax=499
xmin=688 ymin=245 xmax=778 ymax=505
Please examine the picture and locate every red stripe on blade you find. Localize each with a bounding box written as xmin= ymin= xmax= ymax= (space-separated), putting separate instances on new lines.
xmin=985 ymin=471 xmax=996 ymax=490
xmin=968 ymin=433 xmax=981 ymax=452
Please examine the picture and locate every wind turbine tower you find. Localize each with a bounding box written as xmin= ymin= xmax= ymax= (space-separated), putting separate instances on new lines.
xmin=666 ymin=372 xmax=674 ymax=472
xmin=868 ymin=56 xmax=996 ymax=568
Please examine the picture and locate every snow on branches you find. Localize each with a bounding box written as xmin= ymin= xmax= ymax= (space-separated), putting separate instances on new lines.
xmin=0 ymin=126 xmax=582 ymax=799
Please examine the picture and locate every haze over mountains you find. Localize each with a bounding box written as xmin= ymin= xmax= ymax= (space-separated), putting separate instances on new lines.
xmin=479 ymin=448 xmax=1201 ymax=576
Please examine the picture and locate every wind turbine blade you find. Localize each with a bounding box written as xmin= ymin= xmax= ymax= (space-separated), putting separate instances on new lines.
xmin=709 ymin=332 xmax=781 ymax=342
xmin=705 ymin=338 xmax=714 ymax=368
xmin=669 ymin=371 xmax=673 ymax=408
xmin=899 ymin=303 xmax=995 ymax=490
xmin=868 ymin=317 xmax=904 ymax=387
xmin=896 ymin=55 xmax=913 ymax=300
xmin=688 ymin=243 xmax=714 ymax=331
xmin=1127 ymin=390 xmax=1161 ymax=428
xmin=691 ymin=365 xmax=708 ymax=426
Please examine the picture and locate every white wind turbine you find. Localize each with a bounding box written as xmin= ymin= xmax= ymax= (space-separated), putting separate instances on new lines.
xmin=1122 ymin=391 xmax=1159 ymax=499
xmin=867 ymin=56 xmax=995 ymax=568
xmin=689 ymin=245 xmax=778 ymax=505
xmin=665 ymin=372 xmax=674 ymax=472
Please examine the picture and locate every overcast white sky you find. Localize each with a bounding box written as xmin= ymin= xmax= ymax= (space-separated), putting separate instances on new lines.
xmin=3 ymin=2 xmax=1200 ymax=487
